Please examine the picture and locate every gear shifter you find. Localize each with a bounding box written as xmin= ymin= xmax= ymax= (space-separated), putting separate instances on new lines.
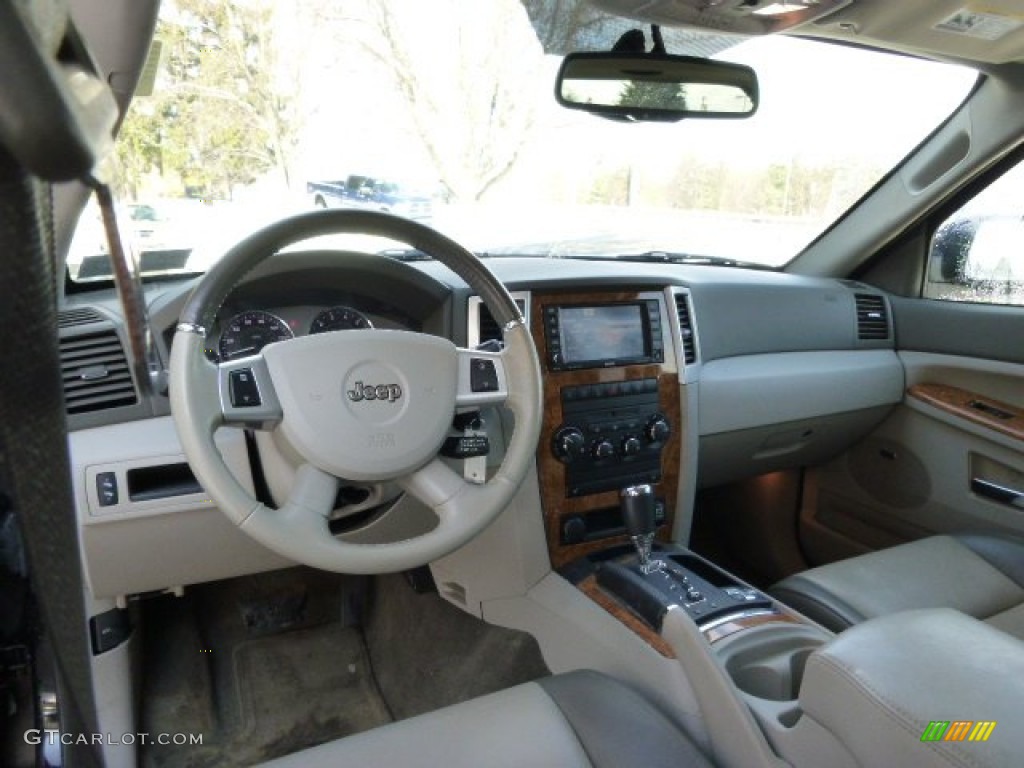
xmin=621 ymin=484 xmax=664 ymax=575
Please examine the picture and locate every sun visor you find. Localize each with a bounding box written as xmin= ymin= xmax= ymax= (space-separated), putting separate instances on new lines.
xmin=807 ymin=0 xmax=1024 ymax=66
xmin=0 ymin=1 xmax=117 ymax=180
xmin=588 ymin=0 xmax=853 ymax=36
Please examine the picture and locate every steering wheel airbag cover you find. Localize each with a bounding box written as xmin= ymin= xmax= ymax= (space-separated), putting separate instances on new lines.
xmin=263 ymin=330 xmax=458 ymax=481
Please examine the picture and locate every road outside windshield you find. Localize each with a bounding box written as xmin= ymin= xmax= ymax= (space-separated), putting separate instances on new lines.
xmin=68 ymin=0 xmax=976 ymax=281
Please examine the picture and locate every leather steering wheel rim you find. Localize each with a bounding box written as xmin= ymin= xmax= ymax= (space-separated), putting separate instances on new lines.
xmin=169 ymin=210 xmax=542 ymax=574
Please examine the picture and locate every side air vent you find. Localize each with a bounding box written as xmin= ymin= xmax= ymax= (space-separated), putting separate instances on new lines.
xmin=58 ymin=307 xmax=103 ymax=328
xmin=60 ymin=330 xmax=137 ymax=415
xmin=855 ymin=294 xmax=890 ymax=340
xmin=674 ymin=293 xmax=697 ymax=364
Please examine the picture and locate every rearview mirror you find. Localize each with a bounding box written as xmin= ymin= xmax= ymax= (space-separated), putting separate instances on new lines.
xmin=555 ymin=52 xmax=758 ymax=123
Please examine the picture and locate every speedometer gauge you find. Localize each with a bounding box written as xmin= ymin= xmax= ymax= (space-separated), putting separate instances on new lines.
xmin=218 ymin=310 xmax=294 ymax=361
xmin=309 ymin=306 xmax=373 ymax=334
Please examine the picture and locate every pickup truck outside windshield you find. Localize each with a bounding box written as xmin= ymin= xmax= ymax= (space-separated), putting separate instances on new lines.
xmin=67 ymin=0 xmax=977 ymax=282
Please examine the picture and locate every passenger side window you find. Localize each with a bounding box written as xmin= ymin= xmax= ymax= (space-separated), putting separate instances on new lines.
xmin=925 ymin=159 xmax=1024 ymax=305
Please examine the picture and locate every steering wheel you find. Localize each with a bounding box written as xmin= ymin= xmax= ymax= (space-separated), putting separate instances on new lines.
xmin=169 ymin=210 xmax=542 ymax=574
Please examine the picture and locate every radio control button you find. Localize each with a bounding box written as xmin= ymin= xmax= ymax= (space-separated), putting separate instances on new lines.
xmin=592 ymin=438 xmax=615 ymax=459
xmin=561 ymin=516 xmax=587 ymax=545
xmin=621 ymin=436 xmax=642 ymax=456
xmin=552 ymin=426 xmax=586 ymax=463
xmin=645 ymin=415 xmax=671 ymax=443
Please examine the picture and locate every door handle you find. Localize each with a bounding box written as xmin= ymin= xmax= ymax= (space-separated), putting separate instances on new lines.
xmin=971 ymin=477 xmax=1024 ymax=509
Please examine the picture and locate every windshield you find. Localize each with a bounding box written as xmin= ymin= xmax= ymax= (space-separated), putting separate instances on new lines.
xmin=68 ymin=0 xmax=976 ymax=282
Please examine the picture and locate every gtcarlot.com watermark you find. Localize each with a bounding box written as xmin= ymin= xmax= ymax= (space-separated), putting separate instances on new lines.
xmin=25 ymin=730 xmax=203 ymax=746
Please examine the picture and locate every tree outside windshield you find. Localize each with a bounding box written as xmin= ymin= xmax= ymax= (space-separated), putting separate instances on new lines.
xmin=68 ymin=0 xmax=977 ymax=281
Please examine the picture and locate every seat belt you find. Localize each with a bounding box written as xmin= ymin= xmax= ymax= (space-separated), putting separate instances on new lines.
xmin=0 ymin=146 xmax=101 ymax=767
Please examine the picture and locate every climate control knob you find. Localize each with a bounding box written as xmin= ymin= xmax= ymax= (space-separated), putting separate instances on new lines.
xmin=552 ymin=426 xmax=586 ymax=464
xmin=645 ymin=414 xmax=671 ymax=443
xmin=592 ymin=438 xmax=615 ymax=460
xmin=621 ymin=435 xmax=642 ymax=456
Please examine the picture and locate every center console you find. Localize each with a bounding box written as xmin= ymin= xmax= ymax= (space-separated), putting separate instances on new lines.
xmin=528 ymin=288 xmax=847 ymax=767
xmin=530 ymin=289 xmax=682 ymax=567
xmin=530 ymin=288 xmax=812 ymax=648
xmin=559 ymin=481 xmax=835 ymax=766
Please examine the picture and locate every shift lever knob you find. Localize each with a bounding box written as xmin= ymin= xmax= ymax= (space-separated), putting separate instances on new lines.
xmin=621 ymin=485 xmax=662 ymax=575
xmin=621 ymin=484 xmax=656 ymax=538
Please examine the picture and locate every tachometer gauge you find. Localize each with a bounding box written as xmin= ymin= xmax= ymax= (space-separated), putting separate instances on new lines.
xmin=218 ymin=310 xmax=294 ymax=361
xmin=309 ymin=306 xmax=373 ymax=334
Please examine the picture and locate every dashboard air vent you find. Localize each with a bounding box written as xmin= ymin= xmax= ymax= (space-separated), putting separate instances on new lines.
xmin=854 ymin=294 xmax=890 ymax=340
xmin=58 ymin=307 xmax=103 ymax=328
xmin=60 ymin=330 xmax=137 ymax=415
xmin=476 ymin=298 xmax=526 ymax=346
xmin=674 ymin=293 xmax=697 ymax=364
xmin=478 ymin=305 xmax=502 ymax=345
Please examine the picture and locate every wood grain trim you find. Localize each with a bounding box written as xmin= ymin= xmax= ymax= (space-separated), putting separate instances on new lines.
xmin=578 ymin=575 xmax=676 ymax=658
xmin=908 ymin=383 xmax=1024 ymax=443
xmin=703 ymin=611 xmax=801 ymax=645
xmin=531 ymin=290 xmax=682 ymax=569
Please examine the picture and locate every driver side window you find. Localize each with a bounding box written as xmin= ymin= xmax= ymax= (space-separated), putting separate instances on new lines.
xmin=925 ymin=158 xmax=1024 ymax=305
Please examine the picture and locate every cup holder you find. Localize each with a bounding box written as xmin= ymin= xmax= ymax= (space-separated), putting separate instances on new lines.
xmin=719 ymin=625 xmax=826 ymax=702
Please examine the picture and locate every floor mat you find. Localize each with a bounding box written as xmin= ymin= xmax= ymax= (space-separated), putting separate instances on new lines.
xmin=141 ymin=569 xmax=389 ymax=768
xmin=365 ymin=574 xmax=551 ymax=720
xmin=141 ymin=568 xmax=551 ymax=766
xmin=232 ymin=623 xmax=391 ymax=762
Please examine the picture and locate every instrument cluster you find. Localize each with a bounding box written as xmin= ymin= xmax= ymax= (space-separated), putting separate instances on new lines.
xmin=210 ymin=304 xmax=395 ymax=362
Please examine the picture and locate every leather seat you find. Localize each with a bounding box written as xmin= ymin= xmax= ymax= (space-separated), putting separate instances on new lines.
xmin=255 ymin=669 xmax=712 ymax=768
xmin=771 ymin=533 xmax=1024 ymax=639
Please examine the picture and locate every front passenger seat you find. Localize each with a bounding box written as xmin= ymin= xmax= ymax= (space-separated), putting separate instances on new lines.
xmin=256 ymin=669 xmax=712 ymax=768
xmin=771 ymin=533 xmax=1024 ymax=639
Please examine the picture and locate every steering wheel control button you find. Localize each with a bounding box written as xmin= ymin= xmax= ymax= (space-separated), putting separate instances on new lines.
xmin=452 ymin=411 xmax=484 ymax=431
xmin=229 ymin=368 xmax=262 ymax=407
xmin=469 ymin=358 xmax=499 ymax=392
xmin=96 ymin=472 xmax=118 ymax=507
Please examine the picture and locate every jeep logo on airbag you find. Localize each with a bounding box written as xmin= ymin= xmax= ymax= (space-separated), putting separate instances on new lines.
xmin=347 ymin=381 xmax=403 ymax=402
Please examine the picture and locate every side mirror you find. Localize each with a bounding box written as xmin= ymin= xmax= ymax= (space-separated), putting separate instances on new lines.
xmin=930 ymin=215 xmax=1024 ymax=284
xmin=555 ymin=52 xmax=758 ymax=123
xmin=931 ymin=216 xmax=979 ymax=282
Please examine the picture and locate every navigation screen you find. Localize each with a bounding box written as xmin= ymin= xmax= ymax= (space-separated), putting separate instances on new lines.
xmin=558 ymin=304 xmax=646 ymax=363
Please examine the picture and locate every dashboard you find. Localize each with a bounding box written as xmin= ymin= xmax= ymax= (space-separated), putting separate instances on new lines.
xmin=60 ymin=249 xmax=904 ymax=599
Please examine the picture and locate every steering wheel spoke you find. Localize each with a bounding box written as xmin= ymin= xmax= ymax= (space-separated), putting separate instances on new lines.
xmin=217 ymin=352 xmax=283 ymax=429
xmin=396 ymin=456 xmax=467 ymax=511
xmin=455 ymin=346 xmax=509 ymax=408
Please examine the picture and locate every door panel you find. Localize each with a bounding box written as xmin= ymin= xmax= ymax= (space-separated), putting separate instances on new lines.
xmin=893 ymin=297 xmax=1024 ymax=365
xmin=800 ymin=310 xmax=1024 ymax=566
